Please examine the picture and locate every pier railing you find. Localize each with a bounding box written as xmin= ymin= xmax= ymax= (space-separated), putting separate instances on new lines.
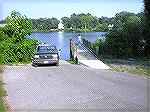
xmin=82 ymin=38 xmax=100 ymax=59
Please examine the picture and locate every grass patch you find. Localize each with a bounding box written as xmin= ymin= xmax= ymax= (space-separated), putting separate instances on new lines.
xmin=0 ymin=66 xmax=6 ymax=112
xmin=67 ymin=60 xmax=77 ymax=65
xmin=108 ymin=64 xmax=149 ymax=76
xmin=101 ymin=58 xmax=150 ymax=76
xmin=0 ymin=85 xmax=5 ymax=112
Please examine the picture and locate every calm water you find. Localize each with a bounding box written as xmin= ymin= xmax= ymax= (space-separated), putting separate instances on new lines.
xmin=28 ymin=32 xmax=106 ymax=60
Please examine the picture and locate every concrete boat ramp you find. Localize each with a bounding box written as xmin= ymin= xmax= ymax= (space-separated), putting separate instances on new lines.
xmin=76 ymin=43 xmax=110 ymax=69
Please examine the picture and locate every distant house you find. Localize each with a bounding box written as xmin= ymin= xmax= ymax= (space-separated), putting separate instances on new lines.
xmin=108 ymin=24 xmax=114 ymax=30
xmin=0 ymin=20 xmax=6 ymax=27
xmin=58 ymin=21 xmax=64 ymax=30
xmin=0 ymin=23 xmax=6 ymax=27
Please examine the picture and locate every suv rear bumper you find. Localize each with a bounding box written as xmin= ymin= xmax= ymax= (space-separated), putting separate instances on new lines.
xmin=32 ymin=59 xmax=59 ymax=65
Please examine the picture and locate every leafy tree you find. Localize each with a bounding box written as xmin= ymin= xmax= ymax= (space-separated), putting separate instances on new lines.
xmin=104 ymin=14 xmax=142 ymax=58
xmin=61 ymin=17 xmax=71 ymax=28
xmin=79 ymin=13 xmax=91 ymax=28
xmin=50 ymin=17 xmax=60 ymax=29
xmin=2 ymin=11 xmax=39 ymax=64
xmin=0 ymin=27 xmax=5 ymax=64
xmin=123 ymin=16 xmax=142 ymax=55
xmin=61 ymin=13 xmax=100 ymax=31
xmin=31 ymin=17 xmax=59 ymax=31
xmin=144 ymin=0 xmax=150 ymax=56
xmin=96 ymin=23 xmax=108 ymax=32
xmin=99 ymin=16 xmax=115 ymax=25
xmin=112 ymin=20 xmax=124 ymax=32
xmin=70 ymin=13 xmax=82 ymax=29
xmin=115 ymin=11 xmax=134 ymax=23
xmin=3 ymin=10 xmax=32 ymax=42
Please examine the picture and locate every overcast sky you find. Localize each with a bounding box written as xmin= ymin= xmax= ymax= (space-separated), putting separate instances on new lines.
xmin=1 ymin=0 xmax=144 ymax=20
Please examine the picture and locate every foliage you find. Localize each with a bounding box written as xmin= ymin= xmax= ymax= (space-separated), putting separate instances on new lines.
xmin=0 ymin=84 xmax=5 ymax=112
xmin=31 ymin=17 xmax=59 ymax=32
xmin=0 ymin=27 xmax=4 ymax=64
xmin=3 ymin=11 xmax=32 ymax=43
xmin=95 ymin=23 xmax=108 ymax=32
xmin=2 ymin=37 xmax=38 ymax=64
xmin=0 ymin=68 xmax=6 ymax=112
xmin=105 ymin=14 xmax=143 ymax=58
xmin=89 ymin=11 xmax=146 ymax=59
xmin=1 ymin=11 xmax=39 ymax=64
xmin=98 ymin=16 xmax=115 ymax=25
xmin=61 ymin=12 xmax=144 ymax=33
xmin=91 ymin=38 xmax=107 ymax=55
xmin=92 ymin=38 xmax=104 ymax=49
xmin=68 ymin=59 xmax=77 ymax=65
xmin=144 ymin=0 xmax=150 ymax=56
xmin=61 ymin=17 xmax=72 ymax=29
xmin=61 ymin=13 xmax=106 ymax=32
xmin=115 ymin=11 xmax=135 ymax=23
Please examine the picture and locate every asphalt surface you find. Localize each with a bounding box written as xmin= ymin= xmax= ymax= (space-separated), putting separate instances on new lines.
xmin=3 ymin=60 xmax=149 ymax=112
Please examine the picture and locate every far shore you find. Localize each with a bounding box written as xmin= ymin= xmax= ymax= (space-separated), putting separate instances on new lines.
xmin=31 ymin=29 xmax=107 ymax=33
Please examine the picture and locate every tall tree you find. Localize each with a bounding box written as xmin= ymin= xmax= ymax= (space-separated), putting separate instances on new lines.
xmin=70 ymin=13 xmax=82 ymax=29
xmin=50 ymin=17 xmax=60 ymax=29
xmin=61 ymin=17 xmax=71 ymax=28
xmin=115 ymin=11 xmax=134 ymax=23
xmin=124 ymin=16 xmax=142 ymax=55
xmin=3 ymin=10 xmax=32 ymax=42
xmin=144 ymin=0 xmax=150 ymax=56
xmin=2 ymin=11 xmax=39 ymax=63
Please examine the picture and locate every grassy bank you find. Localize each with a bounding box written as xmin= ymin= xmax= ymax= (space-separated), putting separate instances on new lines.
xmin=101 ymin=57 xmax=150 ymax=76
xmin=67 ymin=60 xmax=77 ymax=65
xmin=0 ymin=66 xmax=5 ymax=112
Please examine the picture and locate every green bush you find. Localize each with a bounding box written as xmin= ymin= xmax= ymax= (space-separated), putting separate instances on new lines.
xmin=0 ymin=27 xmax=5 ymax=64
xmin=2 ymin=37 xmax=39 ymax=64
xmin=1 ymin=11 xmax=39 ymax=64
xmin=92 ymin=38 xmax=105 ymax=55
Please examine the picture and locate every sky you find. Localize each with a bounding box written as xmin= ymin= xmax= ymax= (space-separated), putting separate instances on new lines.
xmin=1 ymin=0 xmax=144 ymax=21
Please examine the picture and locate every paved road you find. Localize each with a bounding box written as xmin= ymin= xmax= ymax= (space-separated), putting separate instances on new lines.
xmin=3 ymin=60 xmax=149 ymax=112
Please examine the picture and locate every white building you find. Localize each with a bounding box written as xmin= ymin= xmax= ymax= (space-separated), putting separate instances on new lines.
xmin=108 ymin=24 xmax=114 ymax=30
xmin=58 ymin=21 xmax=64 ymax=30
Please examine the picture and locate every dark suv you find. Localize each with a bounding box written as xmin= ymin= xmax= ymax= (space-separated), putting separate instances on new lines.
xmin=32 ymin=44 xmax=60 ymax=66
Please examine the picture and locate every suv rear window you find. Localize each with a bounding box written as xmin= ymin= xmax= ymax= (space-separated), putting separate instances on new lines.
xmin=37 ymin=46 xmax=57 ymax=52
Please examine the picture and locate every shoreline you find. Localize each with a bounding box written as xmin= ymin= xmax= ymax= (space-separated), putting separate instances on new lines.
xmin=31 ymin=30 xmax=107 ymax=33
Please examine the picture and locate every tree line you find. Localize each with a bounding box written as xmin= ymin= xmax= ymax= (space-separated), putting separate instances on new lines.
xmin=29 ymin=13 xmax=108 ymax=32
xmin=91 ymin=8 xmax=150 ymax=58
xmin=31 ymin=17 xmax=59 ymax=32
xmin=0 ymin=12 xmax=143 ymax=33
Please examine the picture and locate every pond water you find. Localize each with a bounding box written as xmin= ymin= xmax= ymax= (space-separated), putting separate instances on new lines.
xmin=28 ymin=31 xmax=106 ymax=60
